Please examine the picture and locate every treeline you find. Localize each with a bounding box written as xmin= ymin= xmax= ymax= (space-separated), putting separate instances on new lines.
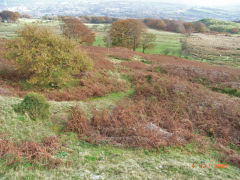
xmin=78 ymin=16 xmax=210 ymax=34
xmin=0 ymin=10 xmax=20 ymax=22
xmin=0 ymin=10 xmax=32 ymax=22
xmin=79 ymin=16 xmax=120 ymax=24
xmin=143 ymin=18 xmax=210 ymax=34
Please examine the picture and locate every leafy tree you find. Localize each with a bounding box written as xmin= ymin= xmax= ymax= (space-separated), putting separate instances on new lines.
xmin=184 ymin=22 xmax=194 ymax=35
xmin=194 ymin=22 xmax=210 ymax=32
xmin=141 ymin=33 xmax=157 ymax=53
xmin=165 ymin=20 xmax=186 ymax=33
xmin=61 ymin=17 xmax=95 ymax=44
xmin=231 ymin=28 xmax=240 ymax=34
xmin=110 ymin=19 xmax=146 ymax=51
xmin=5 ymin=25 xmax=93 ymax=88
xmin=0 ymin=10 xmax=20 ymax=22
xmin=157 ymin=20 xmax=167 ymax=30
xmin=144 ymin=18 xmax=167 ymax=30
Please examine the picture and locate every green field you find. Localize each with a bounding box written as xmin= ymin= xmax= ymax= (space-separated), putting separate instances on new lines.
xmin=93 ymin=35 xmax=105 ymax=47
xmin=88 ymin=24 xmax=185 ymax=56
xmin=137 ymin=29 xmax=185 ymax=55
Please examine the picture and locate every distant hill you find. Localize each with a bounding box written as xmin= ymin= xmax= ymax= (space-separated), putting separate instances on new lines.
xmin=199 ymin=19 xmax=240 ymax=33
xmin=1 ymin=0 xmax=240 ymax=21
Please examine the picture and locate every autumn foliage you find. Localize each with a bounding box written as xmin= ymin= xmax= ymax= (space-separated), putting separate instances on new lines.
xmin=0 ymin=10 xmax=20 ymax=22
xmin=110 ymin=19 xmax=146 ymax=51
xmin=144 ymin=18 xmax=210 ymax=33
xmin=5 ymin=24 xmax=93 ymax=88
xmin=0 ymin=136 xmax=61 ymax=169
xmin=61 ymin=17 xmax=95 ymax=44
xmin=80 ymin=16 xmax=119 ymax=24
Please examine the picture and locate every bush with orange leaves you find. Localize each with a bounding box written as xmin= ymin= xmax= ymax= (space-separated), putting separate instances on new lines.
xmin=0 ymin=136 xmax=61 ymax=169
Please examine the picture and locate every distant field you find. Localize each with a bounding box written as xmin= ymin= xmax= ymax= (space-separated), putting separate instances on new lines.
xmin=87 ymin=24 xmax=185 ymax=56
xmin=85 ymin=23 xmax=110 ymax=47
xmin=200 ymin=19 xmax=240 ymax=34
xmin=136 ymin=29 xmax=185 ymax=56
xmin=184 ymin=33 xmax=240 ymax=68
xmin=0 ymin=18 xmax=61 ymax=39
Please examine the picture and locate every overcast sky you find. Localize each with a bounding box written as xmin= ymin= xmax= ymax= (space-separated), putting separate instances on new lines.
xmin=158 ymin=0 xmax=239 ymax=7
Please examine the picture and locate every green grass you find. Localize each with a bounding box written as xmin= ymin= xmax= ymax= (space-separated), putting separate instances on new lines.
xmin=136 ymin=29 xmax=185 ymax=56
xmin=93 ymin=35 xmax=105 ymax=47
xmin=89 ymin=26 xmax=185 ymax=56
xmin=88 ymin=87 xmax=134 ymax=102
xmin=191 ymin=78 xmax=240 ymax=98
xmin=212 ymin=87 xmax=240 ymax=98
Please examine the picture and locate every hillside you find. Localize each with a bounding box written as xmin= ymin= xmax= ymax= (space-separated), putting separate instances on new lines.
xmin=199 ymin=19 xmax=240 ymax=33
xmin=1 ymin=43 xmax=240 ymax=179
xmin=0 ymin=19 xmax=240 ymax=179
xmin=1 ymin=0 xmax=240 ymax=21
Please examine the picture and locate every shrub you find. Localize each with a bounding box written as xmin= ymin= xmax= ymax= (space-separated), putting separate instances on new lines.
xmin=14 ymin=92 xmax=50 ymax=120
xmin=64 ymin=106 xmax=88 ymax=136
xmin=5 ymin=24 xmax=93 ymax=88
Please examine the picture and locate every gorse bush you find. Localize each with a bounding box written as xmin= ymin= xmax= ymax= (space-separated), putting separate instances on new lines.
xmin=14 ymin=92 xmax=50 ymax=120
xmin=5 ymin=24 xmax=93 ymax=88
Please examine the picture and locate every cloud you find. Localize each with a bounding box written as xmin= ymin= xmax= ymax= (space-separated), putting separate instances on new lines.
xmin=155 ymin=0 xmax=239 ymax=7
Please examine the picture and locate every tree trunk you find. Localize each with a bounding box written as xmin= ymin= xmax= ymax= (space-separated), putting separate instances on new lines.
xmin=133 ymin=37 xmax=136 ymax=51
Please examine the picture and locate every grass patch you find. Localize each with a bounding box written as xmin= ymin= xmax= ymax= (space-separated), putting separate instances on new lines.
xmin=107 ymin=55 xmax=130 ymax=61
xmin=190 ymin=78 xmax=213 ymax=87
xmin=88 ymin=87 xmax=134 ymax=102
xmin=14 ymin=92 xmax=50 ymax=121
xmin=228 ymin=143 xmax=240 ymax=154
xmin=141 ymin=59 xmax=152 ymax=64
xmin=0 ymin=18 xmax=61 ymax=39
xmin=136 ymin=29 xmax=185 ymax=56
xmin=212 ymin=87 xmax=240 ymax=98
xmin=191 ymin=78 xmax=240 ymax=98
xmin=93 ymin=35 xmax=105 ymax=47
